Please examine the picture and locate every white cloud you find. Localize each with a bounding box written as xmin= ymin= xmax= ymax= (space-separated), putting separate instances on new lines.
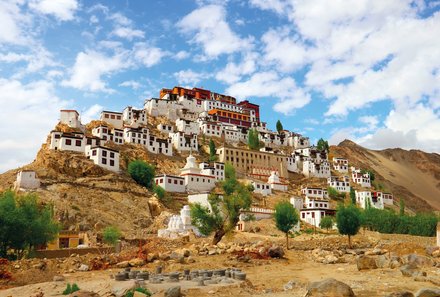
xmin=177 ymin=4 xmax=252 ymax=57
xmin=358 ymin=115 xmax=379 ymax=129
xmin=119 ymin=80 xmax=141 ymax=90
xmin=226 ymin=71 xmax=311 ymax=113
xmin=81 ymin=104 xmax=103 ymax=124
xmin=29 ymin=0 xmax=79 ymax=21
xmin=0 ymin=1 xmax=31 ymax=45
xmin=249 ymin=0 xmax=288 ymax=15
xmin=133 ymin=43 xmax=168 ymax=67
xmin=111 ymin=27 xmax=144 ymax=40
xmin=0 ymin=78 xmax=69 ymax=173
xmin=216 ymin=52 xmax=258 ymax=84
xmin=174 ymin=70 xmax=206 ymax=85
xmin=174 ymin=50 xmax=190 ymax=60
xmin=62 ymin=50 xmax=130 ymax=93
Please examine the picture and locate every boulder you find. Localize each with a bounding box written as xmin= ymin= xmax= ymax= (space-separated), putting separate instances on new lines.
xmin=323 ymin=255 xmax=339 ymax=264
xmin=305 ymin=278 xmax=356 ymax=297
xmin=385 ymin=292 xmax=414 ymax=297
xmin=78 ymin=264 xmax=89 ymax=271
xmin=415 ymin=288 xmax=440 ymax=297
xmin=268 ymin=245 xmax=284 ymax=258
xmin=400 ymin=264 xmax=426 ymax=277
xmin=69 ymin=290 xmax=99 ymax=297
xmin=376 ymin=255 xmax=391 ymax=268
xmin=129 ymin=258 xmax=145 ymax=267
xmin=165 ymin=286 xmax=181 ymax=297
xmin=133 ymin=291 xmax=149 ymax=297
xmin=356 ymin=255 xmax=377 ymax=270
xmin=406 ymin=254 xmax=434 ymax=268
xmin=53 ymin=275 xmax=65 ymax=282
xmin=116 ymin=261 xmax=130 ymax=268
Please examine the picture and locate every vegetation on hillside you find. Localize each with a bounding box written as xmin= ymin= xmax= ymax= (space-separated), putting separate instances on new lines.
xmin=317 ymin=138 xmax=329 ymax=151
xmin=247 ymin=128 xmax=261 ymax=150
xmin=209 ymin=139 xmax=217 ymax=162
xmin=276 ymin=120 xmax=283 ymax=133
xmin=0 ymin=191 xmax=60 ymax=259
xmin=102 ymin=226 xmax=122 ymax=246
xmin=127 ymin=160 xmax=155 ymax=189
xmin=190 ymin=163 xmax=252 ymax=244
xmin=336 ymin=204 xmax=361 ymax=248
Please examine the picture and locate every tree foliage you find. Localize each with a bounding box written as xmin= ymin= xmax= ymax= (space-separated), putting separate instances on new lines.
xmin=399 ymin=199 xmax=405 ymax=216
xmin=336 ymin=204 xmax=361 ymax=248
xmin=0 ymin=191 xmax=59 ymax=259
xmin=153 ymin=185 xmax=166 ymax=201
xmin=247 ymin=128 xmax=261 ymax=150
xmin=349 ymin=187 xmax=356 ymax=205
xmin=327 ymin=187 xmax=345 ymax=200
xmin=276 ymin=120 xmax=283 ymax=133
xmin=319 ymin=216 xmax=333 ymax=231
xmin=190 ymin=165 xmax=252 ymax=244
xmin=316 ymin=138 xmax=329 ymax=152
xmin=209 ymin=139 xmax=217 ymax=162
xmin=274 ymin=201 xmax=299 ymax=249
xmin=127 ymin=160 xmax=155 ymax=189
xmin=102 ymin=226 xmax=121 ymax=246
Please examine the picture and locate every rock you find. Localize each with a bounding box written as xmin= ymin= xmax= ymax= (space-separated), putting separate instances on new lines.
xmin=186 ymin=256 xmax=195 ymax=263
xmin=182 ymin=249 xmax=191 ymax=257
xmin=385 ymin=291 xmax=414 ymax=297
xmin=415 ymin=288 xmax=440 ymax=297
xmin=53 ymin=275 xmax=65 ymax=282
xmin=376 ymin=255 xmax=391 ymax=268
xmin=283 ymin=280 xmax=297 ymax=291
xmin=78 ymin=264 xmax=89 ymax=271
xmin=32 ymin=261 xmax=46 ymax=270
xmin=69 ymin=290 xmax=99 ymax=297
xmin=133 ymin=291 xmax=149 ymax=297
xmin=406 ymin=254 xmax=434 ymax=268
xmin=268 ymin=245 xmax=284 ymax=258
xmin=425 ymin=246 xmax=439 ymax=256
xmin=208 ymin=249 xmax=217 ymax=255
xmin=159 ymin=252 xmax=170 ymax=261
xmin=305 ymin=278 xmax=356 ymax=297
xmin=129 ymin=258 xmax=145 ymax=267
xmin=324 ymin=255 xmax=339 ymax=264
xmin=432 ymin=250 xmax=440 ymax=258
xmin=356 ymin=255 xmax=377 ymax=270
xmin=400 ymin=264 xmax=426 ymax=277
xmin=147 ymin=253 xmax=158 ymax=262
xmin=116 ymin=261 xmax=130 ymax=268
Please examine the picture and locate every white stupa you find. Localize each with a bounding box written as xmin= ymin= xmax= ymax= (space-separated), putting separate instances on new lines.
xmin=158 ymin=205 xmax=201 ymax=238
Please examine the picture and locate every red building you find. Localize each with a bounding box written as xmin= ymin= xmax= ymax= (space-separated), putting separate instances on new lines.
xmin=238 ymin=100 xmax=260 ymax=122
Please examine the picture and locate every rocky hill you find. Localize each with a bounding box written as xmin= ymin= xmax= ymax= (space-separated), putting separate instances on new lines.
xmin=331 ymin=140 xmax=440 ymax=212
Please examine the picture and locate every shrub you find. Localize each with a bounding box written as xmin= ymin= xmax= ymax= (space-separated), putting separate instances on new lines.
xmin=209 ymin=139 xmax=217 ymax=162
xmin=153 ymin=185 xmax=166 ymax=201
xmin=63 ymin=283 xmax=80 ymax=295
xmin=102 ymin=226 xmax=121 ymax=246
xmin=127 ymin=160 xmax=155 ymax=189
xmin=247 ymin=129 xmax=261 ymax=150
xmin=319 ymin=216 xmax=333 ymax=231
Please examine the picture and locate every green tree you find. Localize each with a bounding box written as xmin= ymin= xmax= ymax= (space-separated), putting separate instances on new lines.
xmin=209 ymin=139 xmax=217 ymax=162
xmin=0 ymin=191 xmax=59 ymax=259
xmin=328 ymin=187 xmax=344 ymax=200
xmin=336 ymin=204 xmax=361 ymax=248
xmin=349 ymin=187 xmax=356 ymax=205
xmin=102 ymin=226 xmax=121 ymax=246
xmin=276 ymin=120 xmax=283 ymax=133
xmin=319 ymin=216 xmax=333 ymax=232
xmin=316 ymin=138 xmax=329 ymax=151
xmin=190 ymin=165 xmax=252 ymax=244
xmin=274 ymin=201 xmax=299 ymax=249
xmin=153 ymin=185 xmax=166 ymax=201
xmin=247 ymin=128 xmax=261 ymax=150
xmin=127 ymin=160 xmax=155 ymax=189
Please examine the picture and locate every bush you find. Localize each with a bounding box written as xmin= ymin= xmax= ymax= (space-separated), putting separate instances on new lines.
xmin=319 ymin=216 xmax=333 ymax=231
xmin=247 ymin=128 xmax=261 ymax=150
xmin=63 ymin=283 xmax=80 ymax=295
xmin=336 ymin=204 xmax=361 ymax=248
xmin=127 ymin=160 xmax=155 ymax=189
xmin=102 ymin=226 xmax=121 ymax=246
xmin=125 ymin=287 xmax=152 ymax=297
xmin=153 ymin=185 xmax=166 ymax=201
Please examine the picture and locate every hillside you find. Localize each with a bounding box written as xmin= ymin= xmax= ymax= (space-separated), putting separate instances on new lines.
xmin=332 ymin=140 xmax=440 ymax=212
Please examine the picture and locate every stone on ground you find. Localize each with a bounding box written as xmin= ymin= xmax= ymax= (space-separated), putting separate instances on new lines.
xmin=415 ymin=288 xmax=440 ymax=297
xmin=305 ymin=278 xmax=356 ymax=297
xmin=268 ymin=245 xmax=284 ymax=258
xmin=356 ymin=255 xmax=377 ymax=270
xmin=164 ymin=286 xmax=181 ymax=297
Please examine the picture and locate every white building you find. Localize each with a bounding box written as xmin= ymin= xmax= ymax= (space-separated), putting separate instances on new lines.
xmin=223 ymin=125 xmax=241 ymax=143
xmin=154 ymin=174 xmax=185 ymax=193
xmin=92 ymin=125 xmax=124 ymax=144
xmin=148 ymin=136 xmax=173 ymax=156
xmin=188 ymin=193 xmax=212 ymax=210
xmin=100 ymin=111 xmax=123 ymax=129
xmin=180 ymin=154 xmax=216 ymax=193
xmin=157 ymin=123 xmax=174 ymax=134
xmin=176 ymin=119 xmax=199 ymax=135
xmin=14 ymin=170 xmax=40 ymax=190
xmin=382 ymin=192 xmax=394 ymax=205
xmin=333 ymin=157 xmax=349 ymax=173
xmin=301 ymin=187 xmax=329 ymax=199
xmin=303 ymin=159 xmax=331 ymax=178
xmin=170 ymin=132 xmax=198 ymax=152
xmin=327 ymin=176 xmax=350 ymax=193
xmin=355 ymin=191 xmax=384 ymax=209
xmin=50 ymin=131 xmax=85 ymax=153
xmin=251 ymin=180 xmax=272 ymax=196
xmin=144 ymin=98 xmax=179 ymax=120
xmin=300 ymin=196 xmax=335 ymax=228
xmin=123 ymin=106 xmax=147 ymax=127
xmin=85 ymin=145 xmax=120 ymax=172
xmin=158 ymin=205 xmax=201 ymax=238
xmin=60 ymin=110 xmax=82 ymax=129
xmin=289 ymin=135 xmax=310 ymax=149
xmin=351 ymin=167 xmax=371 ymax=188
xmin=199 ymin=121 xmax=223 ymax=138
xmin=124 ymin=127 xmax=149 ymax=146
xmin=267 ymin=171 xmax=288 ymax=191
xmin=199 ymin=162 xmax=225 ymax=181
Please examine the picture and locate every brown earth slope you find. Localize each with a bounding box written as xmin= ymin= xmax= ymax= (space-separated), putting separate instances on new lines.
xmin=331 ymin=140 xmax=440 ymax=212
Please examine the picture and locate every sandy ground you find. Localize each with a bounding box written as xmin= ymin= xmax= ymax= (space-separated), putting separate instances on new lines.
xmin=1 ymin=230 xmax=439 ymax=297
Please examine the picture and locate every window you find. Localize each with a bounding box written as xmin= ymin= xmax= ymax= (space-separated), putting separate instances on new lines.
xmin=65 ymin=139 xmax=72 ymax=145
xmin=76 ymin=140 xmax=81 ymax=147
xmin=180 ymin=181 xmax=183 ymax=185
xmin=105 ymin=114 xmax=109 ymax=118
xmin=92 ymin=150 xmax=97 ymax=156
xmin=102 ymin=158 xmax=107 ymax=164
xmin=110 ymin=160 xmax=115 ymax=166
xmin=110 ymin=152 xmax=115 ymax=158
xmin=103 ymin=150 xmax=107 ymax=157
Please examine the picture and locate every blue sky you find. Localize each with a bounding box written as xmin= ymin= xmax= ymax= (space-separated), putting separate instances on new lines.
xmin=0 ymin=0 xmax=439 ymax=172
